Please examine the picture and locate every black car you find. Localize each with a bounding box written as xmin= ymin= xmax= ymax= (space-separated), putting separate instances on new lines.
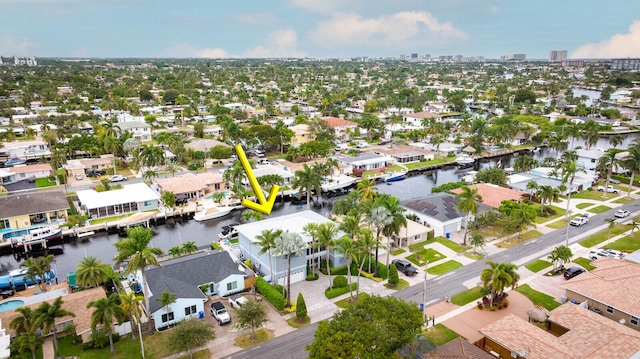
xmin=392 ymin=259 xmax=419 ymax=276
xmin=564 ymin=267 xmax=585 ymax=280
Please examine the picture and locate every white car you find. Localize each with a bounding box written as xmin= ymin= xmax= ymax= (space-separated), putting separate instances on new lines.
xmin=569 ymin=216 xmax=589 ymax=226
xmin=229 ymin=294 xmax=249 ymax=309
xmin=75 ymin=174 xmax=83 ymax=180
xmin=110 ymin=174 xmax=128 ymax=182
xmin=589 ymin=250 xmax=615 ymax=260
xmin=614 ymin=209 xmax=630 ymax=218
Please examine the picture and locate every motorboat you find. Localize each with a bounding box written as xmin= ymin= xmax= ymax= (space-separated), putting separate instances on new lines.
xmin=218 ymin=223 xmax=240 ymax=240
xmin=193 ymin=205 xmax=234 ymax=222
xmin=10 ymin=268 xmax=56 ymax=289
xmin=383 ymin=170 xmax=407 ymax=182
xmin=321 ymin=176 xmax=356 ymax=192
xmin=6 ymin=226 xmax=62 ymax=248
xmin=462 ymin=170 xmax=478 ymax=184
xmin=455 ymin=154 xmax=475 ymax=165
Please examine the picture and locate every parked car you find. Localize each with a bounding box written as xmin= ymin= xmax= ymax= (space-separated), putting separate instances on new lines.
xmin=378 ymin=139 xmax=390 ymax=145
xmin=229 ymin=294 xmax=249 ymax=309
xmin=253 ymin=149 xmax=265 ymax=158
xmin=569 ymin=216 xmax=589 ymax=226
xmin=589 ymin=250 xmax=615 ymax=260
xmin=110 ymin=174 xmax=128 ymax=182
xmin=391 ymin=259 xmax=419 ymax=277
xmin=75 ymin=174 xmax=83 ymax=180
xmin=614 ymin=209 xmax=630 ymax=218
xmin=609 ymin=178 xmax=621 ymax=184
xmin=564 ymin=267 xmax=586 ymax=279
xmin=355 ymin=141 xmax=368 ymax=149
xmin=210 ymin=301 xmax=231 ymax=325
xmin=603 ymin=249 xmax=625 ymax=258
xmin=597 ymin=185 xmax=619 ymax=193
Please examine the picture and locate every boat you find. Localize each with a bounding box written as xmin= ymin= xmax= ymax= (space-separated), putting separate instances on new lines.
xmin=6 ymin=226 xmax=62 ymax=248
xmin=218 ymin=223 xmax=239 ymax=240
xmin=462 ymin=170 xmax=478 ymax=184
xmin=193 ymin=205 xmax=234 ymax=222
xmin=455 ymin=154 xmax=475 ymax=165
xmin=383 ymin=170 xmax=407 ymax=182
xmin=9 ymin=268 xmax=56 ymax=289
xmin=455 ymin=164 xmax=474 ymax=173
xmin=0 ymin=275 xmax=12 ymax=290
xmin=321 ymin=176 xmax=357 ymax=192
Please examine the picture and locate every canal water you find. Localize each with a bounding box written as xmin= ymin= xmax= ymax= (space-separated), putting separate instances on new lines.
xmin=3 ymin=132 xmax=638 ymax=279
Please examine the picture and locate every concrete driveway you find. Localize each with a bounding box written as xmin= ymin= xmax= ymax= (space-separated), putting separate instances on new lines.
xmin=204 ymin=293 xmax=283 ymax=339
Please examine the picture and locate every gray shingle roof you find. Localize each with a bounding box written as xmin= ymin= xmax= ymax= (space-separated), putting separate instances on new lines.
xmin=401 ymin=193 xmax=489 ymax=222
xmin=0 ymin=191 xmax=69 ymax=219
xmin=145 ymin=251 xmax=245 ymax=313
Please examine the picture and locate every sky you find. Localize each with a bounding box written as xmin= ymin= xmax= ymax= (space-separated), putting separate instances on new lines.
xmin=2 ymin=0 xmax=640 ymax=59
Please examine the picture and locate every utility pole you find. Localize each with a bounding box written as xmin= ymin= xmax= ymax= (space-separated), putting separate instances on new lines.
xmin=423 ymin=260 xmax=428 ymax=325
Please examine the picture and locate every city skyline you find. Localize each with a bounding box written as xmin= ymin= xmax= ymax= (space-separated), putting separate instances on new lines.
xmin=1 ymin=0 xmax=640 ymax=59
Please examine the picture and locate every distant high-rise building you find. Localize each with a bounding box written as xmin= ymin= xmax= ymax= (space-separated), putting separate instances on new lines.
xmin=500 ymin=54 xmax=526 ymax=61
xmin=13 ymin=56 xmax=37 ymax=66
xmin=611 ymin=58 xmax=640 ymax=71
xmin=410 ymin=53 xmax=418 ymax=59
xmin=548 ymin=50 xmax=568 ymax=62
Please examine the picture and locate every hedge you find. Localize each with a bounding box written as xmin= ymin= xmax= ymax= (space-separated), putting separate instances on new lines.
xmin=256 ymin=277 xmax=285 ymax=311
xmin=325 ymin=283 xmax=358 ymax=299
xmin=320 ymin=256 xmax=388 ymax=279
xmin=333 ymin=275 xmax=348 ymax=288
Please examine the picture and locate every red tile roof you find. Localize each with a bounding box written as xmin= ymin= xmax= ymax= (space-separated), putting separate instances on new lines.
xmin=451 ymin=184 xmax=525 ymax=209
xmin=322 ymin=116 xmax=357 ymax=127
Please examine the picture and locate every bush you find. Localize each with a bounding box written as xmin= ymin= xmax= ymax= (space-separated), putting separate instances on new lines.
xmin=325 ymin=283 xmax=358 ymax=299
xmin=82 ymin=332 xmax=121 ymax=350
xmin=210 ymin=242 xmax=222 ymax=250
xmin=388 ymin=264 xmax=399 ymax=285
xmin=296 ymin=293 xmax=307 ymax=319
xmin=256 ymin=277 xmax=285 ymax=311
xmin=333 ymin=275 xmax=348 ymax=288
xmin=306 ymin=273 xmax=319 ymax=281
xmin=273 ymin=284 xmax=287 ymax=299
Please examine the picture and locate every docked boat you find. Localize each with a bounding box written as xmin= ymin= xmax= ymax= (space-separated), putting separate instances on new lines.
xmin=461 ymin=170 xmax=478 ymax=184
xmin=455 ymin=154 xmax=475 ymax=165
xmin=9 ymin=268 xmax=56 ymax=289
xmin=383 ymin=170 xmax=407 ymax=182
xmin=321 ymin=176 xmax=356 ymax=192
xmin=6 ymin=226 xmax=62 ymax=248
xmin=194 ymin=205 xmax=234 ymax=222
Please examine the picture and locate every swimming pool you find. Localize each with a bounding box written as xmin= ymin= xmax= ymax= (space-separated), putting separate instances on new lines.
xmin=0 ymin=300 xmax=24 ymax=312
xmin=205 ymin=191 xmax=229 ymax=200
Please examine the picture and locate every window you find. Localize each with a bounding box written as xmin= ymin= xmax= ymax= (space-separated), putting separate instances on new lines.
xmin=185 ymin=305 xmax=197 ymax=316
xmin=161 ymin=312 xmax=174 ymax=323
xmin=631 ymin=316 xmax=639 ymax=326
xmin=144 ymin=200 xmax=153 ymax=206
xmin=227 ymin=281 xmax=237 ymax=291
xmin=607 ymin=306 xmax=614 ymax=314
xmin=414 ymin=234 xmax=421 ymax=240
xmin=215 ymin=183 xmax=221 ymax=190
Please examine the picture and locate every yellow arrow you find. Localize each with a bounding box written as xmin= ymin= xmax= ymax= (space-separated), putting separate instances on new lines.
xmin=235 ymin=145 xmax=279 ymax=215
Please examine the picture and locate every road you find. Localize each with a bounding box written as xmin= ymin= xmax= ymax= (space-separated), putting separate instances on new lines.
xmin=222 ymin=199 xmax=640 ymax=359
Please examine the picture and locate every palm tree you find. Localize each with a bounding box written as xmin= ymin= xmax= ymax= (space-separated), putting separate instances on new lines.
xmin=379 ymin=194 xmax=406 ymax=269
xmin=114 ymin=226 xmax=163 ymax=333
xmin=274 ymin=231 xmax=307 ymax=308
xmin=302 ymin=223 xmax=319 ymax=276
xmin=325 ymin=158 xmax=340 ymax=178
xmin=609 ymin=134 xmax=624 ymax=149
xmin=140 ymin=144 xmax=165 ymax=168
xmin=332 ymin=236 xmax=357 ymax=300
xmin=181 ymin=241 xmax=197 ymax=255
xmin=256 ymin=229 xmax=282 ymax=283
xmin=157 ymin=291 xmax=177 ymax=326
xmin=536 ymin=185 xmax=559 ymax=214
xmin=21 ymin=254 xmax=54 ymax=292
xmin=582 ymin=120 xmax=600 ymax=149
xmin=455 ymin=186 xmax=482 ymax=245
xmin=35 ymin=297 xmax=75 ymax=358
xmin=480 ymin=261 xmax=519 ymax=307
xmin=75 ymin=256 xmax=110 ymax=289
xmin=598 ymin=150 xmax=620 ymax=199
xmin=119 ymin=291 xmax=144 ymax=340
xmin=241 ymin=209 xmax=265 ymax=222
xmin=143 ymin=169 xmax=158 ymax=183
xmin=9 ymin=307 xmax=41 ymax=359
xmin=623 ymin=141 xmax=640 ymax=198
xmin=526 ymin=181 xmax=539 ymax=196
xmin=547 ymin=133 xmax=568 ymax=160
xmin=292 ymin=164 xmax=322 ymax=209
xmin=354 ymin=228 xmax=375 ymax=298
xmin=88 ymin=292 xmax=126 ymax=353
xmin=605 ymin=217 xmax=617 ymax=242
xmin=556 ymin=151 xmax=586 ymax=223
xmin=316 ymin=222 xmax=339 ymax=290
xmin=564 ymin=122 xmax=582 ymax=149
xmin=365 ymin=206 xmax=392 ymax=278
xmin=224 ymin=161 xmax=247 ymax=198
xmin=513 ymin=155 xmax=539 ymax=173
xmin=628 ymin=219 xmax=640 ymax=234
xmin=356 ymin=178 xmax=378 ymax=201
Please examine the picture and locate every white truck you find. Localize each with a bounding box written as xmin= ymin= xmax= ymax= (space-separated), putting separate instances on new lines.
xmin=210 ymin=301 xmax=231 ymax=325
xmin=597 ymin=185 xmax=619 ymax=193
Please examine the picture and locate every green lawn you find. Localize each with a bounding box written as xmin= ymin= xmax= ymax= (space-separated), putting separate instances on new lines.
xmin=572 ymin=257 xmax=596 ymax=271
xmin=35 ymin=177 xmax=56 ymax=187
xmin=533 ymin=205 xmax=566 ymax=224
xmin=406 ymin=248 xmax=446 ymax=266
xmin=421 ymin=324 xmax=463 ymax=346
xmin=384 ymin=278 xmax=410 ymax=290
xmin=575 ymin=203 xmax=593 ymax=210
xmin=495 ymin=230 xmax=543 ymax=248
xmin=90 ymin=214 xmax=128 ymax=225
xmin=59 ymin=334 xmax=145 ymax=359
xmin=546 ymin=219 xmax=568 ymax=229
xmin=465 ymin=252 xmax=484 ymax=260
xmin=525 ymin=259 xmax=552 ymax=273
xmin=587 ymin=205 xmax=611 ymax=214
xmin=427 ymin=260 xmax=463 ymax=275
xmin=605 ymin=232 xmax=640 ymax=252
xmin=450 ymin=286 xmax=486 ymax=306
xmin=571 ymin=190 xmax=617 ymax=200
xmin=404 ymin=158 xmax=447 ymax=170
xmin=515 ymin=284 xmax=562 ymax=311
xmin=613 ymin=196 xmax=635 ymax=204
xmin=434 ymin=237 xmax=470 ymax=253
xmin=391 ymin=248 xmax=406 ymax=256
xmin=578 ymin=223 xmax=629 ymax=247
xmin=386 ymin=165 xmax=405 ymax=172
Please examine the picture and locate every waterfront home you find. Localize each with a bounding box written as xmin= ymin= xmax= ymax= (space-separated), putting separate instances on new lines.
xmin=116 ymin=121 xmax=152 ymax=142
xmin=0 ymin=190 xmax=68 ymax=231
xmin=76 ymin=183 xmax=160 ymax=219
xmin=235 ymin=211 xmax=345 ymax=285
xmin=321 ymin=117 xmax=358 ymax=141
xmin=403 ymin=111 xmax=441 ymax=128
xmin=0 ymin=163 xmax=52 ymax=185
xmin=153 ymin=172 xmax=225 ymax=201
xmin=145 ymin=251 xmax=247 ymax=330
xmin=274 ymin=158 xmax=351 ymax=176
xmin=508 ymin=172 xmax=570 ymax=195
xmin=401 ymin=193 xmax=466 ymax=238
xmin=335 ymin=152 xmax=393 ymax=173
xmin=374 ymin=145 xmax=435 ymax=164
xmin=0 ymin=140 xmax=50 ymax=159
xmin=451 ymin=183 xmax=526 ymax=209
xmin=290 ymin=124 xmax=314 ymax=146
xmin=247 ymin=164 xmax=295 ymax=186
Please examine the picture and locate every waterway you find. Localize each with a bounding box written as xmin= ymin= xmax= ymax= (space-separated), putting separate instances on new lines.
xmin=2 ymin=132 xmax=638 ymax=280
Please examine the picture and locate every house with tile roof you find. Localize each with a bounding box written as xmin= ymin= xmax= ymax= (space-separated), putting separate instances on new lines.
xmin=0 ymin=191 xmax=68 ymax=232
xmin=478 ymin=303 xmax=640 ymax=359
xmin=451 ymin=183 xmax=526 ymax=209
xmin=321 ymin=116 xmax=358 ymax=141
xmin=0 ymin=163 xmax=52 ymax=185
xmin=562 ymin=257 xmax=640 ymax=332
xmin=153 ymin=172 xmax=225 ymax=201
xmin=424 ymin=337 xmax=495 ymax=359
xmin=144 ymin=251 xmax=247 ymax=330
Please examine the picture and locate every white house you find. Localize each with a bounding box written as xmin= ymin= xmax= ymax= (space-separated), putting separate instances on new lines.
xmin=235 ymin=211 xmax=345 ymax=285
xmin=247 ymin=164 xmax=295 ymax=185
xmin=335 ymin=152 xmax=393 ymax=172
xmin=322 ymin=117 xmax=358 ymax=141
xmin=116 ymin=121 xmax=152 ymax=142
xmin=401 ymin=193 xmax=467 ymax=238
xmin=76 ymin=183 xmax=161 ymax=219
xmin=0 ymin=140 xmax=50 ymax=158
xmin=144 ymin=251 xmax=246 ymax=330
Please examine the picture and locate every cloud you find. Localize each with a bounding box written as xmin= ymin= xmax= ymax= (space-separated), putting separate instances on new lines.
xmin=289 ymin=0 xmax=344 ymax=13
xmin=310 ymin=11 xmax=469 ymax=50
xmin=573 ymin=21 xmax=640 ymax=58
xmin=158 ymin=43 xmax=230 ymax=59
xmin=244 ymin=29 xmax=305 ymax=58
xmin=0 ymin=35 xmax=41 ymax=56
